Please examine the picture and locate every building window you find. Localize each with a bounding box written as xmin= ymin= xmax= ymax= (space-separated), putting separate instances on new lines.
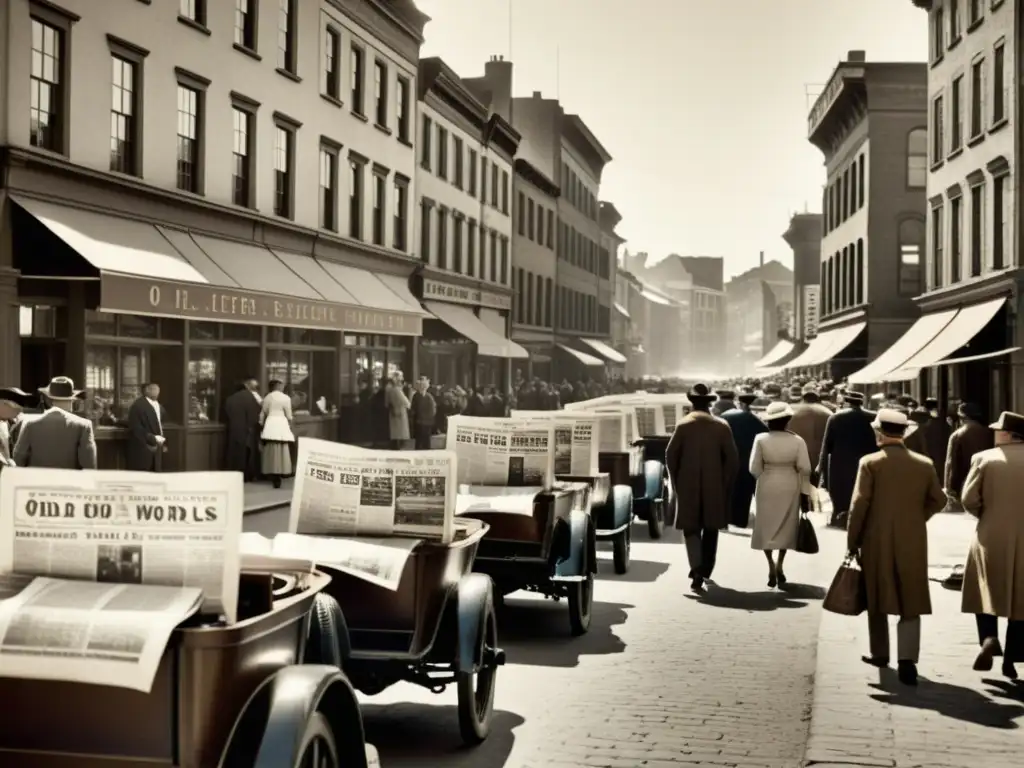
xmin=527 ymin=199 xmax=535 ymax=240
xmin=349 ymin=156 xmax=365 ymax=239
xmin=500 ymin=237 xmax=509 ymax=284
xmin=992 ymin=173 xmax=1007 ymax=270
xmin=898 ymin=219 xmax=924 ymax=296
xmin=234 ymin=0 xmax=256 ymax=51
xmin=993 ymin=41 xmax=1005 ymax=124
xmin=396 ymin=77 xmax=410 ymax=141
xmin=951 ymin=76 xmax=963 ymax=151
xmin=489 ymin=231 xmax=498 ymax=281
xmin=855 ymin=240 xmax=865 ymax=305
xmin=437 ymin=128 xmax=448 ymax=180
xmin=950 ymin=0 xmax=962 ymax=40
xmin=176 ymin=83 xmax=201 ymax=193
xmin=490 ymin=167 xmax=499 ymax=206
xmin=931 ymin=204 xmax=945 ymax=288
xmin=180 ymin=0 xmax=206 ymax=25
xmin=544 ymin=277 xmax=553 ymax=325
xmin=420 ymin=116 xmax=432 ymax=170
xmin=372 ymin=170 xmax=386 ymax=246
xmin=453 ymin=137 xmax=464 ymax=188
xmin=419 ymin=202 xmax=432 ymax=262
xmin=931 ymin=6 xmax=945 ymax=61
xmin=950 ymin=193 xmax=963 ymax=283
xmin=323 ymin=26 xmax=340 ymax=100
xmin=537 ymin=206 xmax=545 ymax=245
xmin=350 ymin=45 xmax=365 ymax=115
xmin=501 ymin=171 xmax=509 ymax=214
xmin=969 ymin=182 xmax=984 ymax=277
xmin=277 ymin=0 xmax=295 ymax=74
xmin=468 ymin=150 xmax=477 ymax=196
xmin=907 ymin=129 xmax=927 ymax=188
xmin=109 ymin=55 xmax=138 ymax=175
xmin=467 ymin=221 xmax=476 ymax=277
xmin=452 ymin=217 xmax=464 ymax=273
xmin=436 ymin=208 xmax=448 ymax=270
xmin=970 ymin=57 xmax=985 ymax=138
xmin=931 ymin=94 xmax=945 ymax=163
xmin=480 ymin=158 xmax=488 ymax=202
xmin=857 ymin=156 xmax=865 ymax=207
xmin=516 ymin=192 xmax=525 ymax=235
xmin=273 ymin=122 xmax=294 ymax=218
xmin=546 ymin=210 xmax=554 ymax=248
xmin=319 ymin=146 xmax=338 ymax=231
xmin=374 ymin=60 xmax=387 ymax=127
xmin=393 ymin=178 xmax=408 ymax=252
xmin=29 ymin=17 xmax=65 ymax=152
xmin=850 ymin=166 xmax=858 ymax=212
xmin=969 ymin=0 xmax=983 ymax=25
xmin=231 ymin=104 xmax=254 ymax=207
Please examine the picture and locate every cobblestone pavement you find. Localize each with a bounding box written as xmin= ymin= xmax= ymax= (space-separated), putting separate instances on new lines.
xmin=351 ymin=515 xmax=840 ymax=768
xmin=805 ymin=512 xmax=1024 ymax=768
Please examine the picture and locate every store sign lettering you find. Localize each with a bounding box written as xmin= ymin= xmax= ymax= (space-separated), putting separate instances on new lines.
xmin=103 ymin=274 xmax=421 ymax=336
xmin=422 ymin=278 xmax=512 ymax=311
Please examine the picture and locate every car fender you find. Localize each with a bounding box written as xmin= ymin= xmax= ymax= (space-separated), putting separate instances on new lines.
xmin=456 ymin=572 xmax=494 ymax=673
xmin=610 ymin=484 xmax=634 ymax=529
xmin=643 ymin=459 xmax=664 ymax=500
xmin=554 ymin=509 xmax=596 ymax=578
xmin=219 ymin=665 xmax=368 ymax=768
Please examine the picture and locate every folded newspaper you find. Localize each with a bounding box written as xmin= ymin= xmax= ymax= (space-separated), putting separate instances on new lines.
xmin=446 ymin=415 xmax=556 ymax=489
xmin=240 ymin=532 xmax=314 ymax=574
xmin=455 ymin=486 xmax=541 ymax=516
xmin=0 ymin=468 xmax=243 ymax=624
xmin=290 ymin=438 xmax=457 ymax=544
xmin=558 ymin=406 xmax=637 ymax=453
xmin=509 ymin=410 xmax=601 ymax=476
xmin=0 ymin=576 xmax=202 ymax=693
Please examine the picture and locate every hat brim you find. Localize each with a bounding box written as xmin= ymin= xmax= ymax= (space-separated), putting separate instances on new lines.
xmin=871 ymin=419 xmax=919 ymax=437
xmin=38 ymin=387 xmax=85 ymax=400
xmin=763 ymin=410 xmax=793 ymax=421
xmin=0 ymin=388 xmax=36 ymax=406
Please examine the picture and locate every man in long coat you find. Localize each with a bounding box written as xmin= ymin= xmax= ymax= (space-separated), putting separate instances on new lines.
xmin=960 ymin=411 xmax=1024 ymax=680
xmin=848 ymin=408 xmax=946 ymax=686
xmin=817 ymin=390 xmax=876 ymax=527
xmin=722 ymin=389 xmax=767 ymax=527
xmin=666 ymin=383 xmax=739 ymax=593
xmin=919 ymin=397 xmax=951 ymax=470
xmin=224 ymin=377 xmax=261 ymax=481
xmin=788 ymin=384 xmax=831 ymax=482
xmin=945 ymin=402 xmax=993 ymax=501
xmin=711 ymin=389 xmax=736 ymax=417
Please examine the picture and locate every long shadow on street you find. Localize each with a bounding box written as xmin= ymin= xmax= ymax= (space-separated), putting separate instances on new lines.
xmin=868 ymin=670 xmax=1024 ymax=729
xmin=595 ymin=558 xmax=670 ymax=583
xmin=683 ymin=584 xmax=820 ymax=612
xmin=363 ymin=704 xmax=524 ymax=767
xmin=496 ymin=598 xmax=631 ymax=667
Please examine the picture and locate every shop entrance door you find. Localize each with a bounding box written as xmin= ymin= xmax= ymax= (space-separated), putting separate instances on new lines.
xmin=20 ymin=340 xmax=65 ymax=394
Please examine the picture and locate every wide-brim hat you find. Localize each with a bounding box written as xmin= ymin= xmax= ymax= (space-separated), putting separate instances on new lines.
xmin=737 ymin=390 xmax=759 ymax=404
xmin=871 ymin=407 xmax=919 ymax=437
xmin=716 ymin=389 xmax=735 ymax=400
xmin=843 ymin=390 xmax=866 ymax=405
xmin=39 ymin=376 xmax=85 ymax=400
xmin=762 ymin=402 xmax=794 ymax=421
xmin=989 ymin=411 xmax=1024 ymax=436
xmin=686 ymin=383 xmax=717 ymax=403
xmin=0 ymin=387 xmax=36 ymax=408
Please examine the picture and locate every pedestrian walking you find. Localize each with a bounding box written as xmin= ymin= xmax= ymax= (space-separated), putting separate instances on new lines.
xmin=712 ymin=389 xmax=735 ymax=417
xmin=919 ymin=397 xmax=952 ymax=471
xmin=944 ymin=402 xmax=993 ymax=508
xmin=788 ymin=383 xmax=831 ymax=481
xmin=385 ymin=377 xmax=411 ymax=449
xmin=959 ymin=411 xmax=1024 ymax=680
xmin=847 ymin=409 xmax=946 ymax=686
xmin=0 ymin=387 xmax=37 ymax=470
xmin=749 ymin=402 xmax=813 ymax=588
xmin=224 ymin=376 xmax=262 ymax=481
xmin=817 ymin=390 xmax=876 ymax=528
xmin=721 ymin=389 xmax=768 ymax=528
xmin=125 ymin=382 xmax=167 ymax=472
xmin=665 ymin=382 xmax=739 ymax=593
xmin=410 ymin=377 xmax=436 ymax=450
xmin=12 ymin=376 xmax=97 ymax=470
xmin=259 ymin=380 xmax=294 ymax=489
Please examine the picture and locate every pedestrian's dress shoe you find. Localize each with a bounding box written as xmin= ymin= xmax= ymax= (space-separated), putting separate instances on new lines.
xmin=861 ymin=655 xmax=889 ymax=668
xmin=973 ymin=637 xmax=1003 ymax=671
xmin=1003 ymin=660 xmax=1018 ymax=680
xmin=897 ymin=660 xmax=918 ymax=686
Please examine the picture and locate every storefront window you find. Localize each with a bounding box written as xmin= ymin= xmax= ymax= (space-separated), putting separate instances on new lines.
xmin=19 ymin=305 xmax=57 ymax=338
xmin=85 ymin=311 xmax=118 ymax=337
xmin=85 ymin=345 xmax=149 ymax=426
xmin=119 ymin=315 xmax=159 ymax=339
xmin=188 ymin=347 xmax=218 ymax=423
xmin=267 ymin=347 xmax=336 ymax=415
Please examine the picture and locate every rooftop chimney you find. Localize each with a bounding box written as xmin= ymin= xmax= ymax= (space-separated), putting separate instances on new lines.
xmin=759 ymin=250 xmax=765 ymax=268
xmin=483 ymin=55 xmax=513 ymax=120
xmin=846 ymin=50 xmax=866 ymax=62
xmin=532 ymin=90 xmax=542 ymax=98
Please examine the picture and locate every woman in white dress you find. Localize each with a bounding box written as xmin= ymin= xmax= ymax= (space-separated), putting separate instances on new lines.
xmin=749 ymin=401 xmax=812 ymax=588
xmin=259 ymin=379 xmax=295 ymax=488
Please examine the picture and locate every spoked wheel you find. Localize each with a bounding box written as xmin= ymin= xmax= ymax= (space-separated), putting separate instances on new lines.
xmin=457 ymin=599 xmax=499 ymax=745
xmin=568 ymin=571 xmax=594 ymax=636
xmin=295 ymin=711 xmax=340 ymax=768
xmin=612 ymin=525 xmax=630 ymax=574
xmin=647 ymin=498 xmax=664 ymax=540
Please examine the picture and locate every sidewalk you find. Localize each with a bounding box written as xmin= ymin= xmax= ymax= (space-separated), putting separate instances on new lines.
xmin=243 ymin=478 xmax=293 ymax=514
xmin=804 ymin=512 xmax=1023 ymax=768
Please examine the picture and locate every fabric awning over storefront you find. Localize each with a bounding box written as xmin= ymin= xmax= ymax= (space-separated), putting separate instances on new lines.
xmin=879 ymin=297 xmax=1008 ymax=380
xmin=579 ymin=338 xmax=627 ymax=363
xmin=782 ymin=321 xmax=866 ymax=369
xmin=12 ymin=197 xmax=425 ymax=335
xmin=641 ymin=289 xmax=674 ymax=306
xmin=478 ymin=308 xmax=529 ymax=358
xmin=614 ymin=302 xmax=630 ymax=318
xmin=557 ymin=343 xmax=604 ymax=367
xmin=753 ymin=339 xmax=794 ymax=370
xmin=425 ymin=302 xmax=528 ymax=359
xmin=847 ymin=309 xmax=958 ymax=384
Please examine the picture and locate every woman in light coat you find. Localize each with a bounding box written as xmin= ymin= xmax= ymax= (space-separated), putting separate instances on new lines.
xmin=749 ymin=401 xmax=812 ymax=588
xmin=960 ymin=411 xmax=1024 ymax=680
xmin=385 ymin=377 xmax=411 ymax=449
xmin=259 ymin=379 xmax=295 ymax=488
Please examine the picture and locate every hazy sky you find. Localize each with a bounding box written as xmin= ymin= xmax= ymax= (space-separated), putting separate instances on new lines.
xmin=416 ymin=0 xmax=927 ymax=277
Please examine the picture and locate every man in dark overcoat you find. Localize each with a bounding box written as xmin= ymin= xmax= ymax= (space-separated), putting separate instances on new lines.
xmin=722 ymin=389 xmax=767 ymax=528
xmin=789 ymin=383 xmax=832 ymax=481
xmin=945 ymin=402 xmax=993 ymax=501
xmin=918 ymin=397 xmax=951 ymax=471
xmin=816 ymin=389 xmax=876 ymax=528
xmin=224 ymin=377 xmax=261 ymax=481
xmin=125 ymin=382 xmax=168 ymax=472
xmin=666 ymin=383 xmax=739 ymax=592
xmin=712 ymin=389 xmax=736 ymax=417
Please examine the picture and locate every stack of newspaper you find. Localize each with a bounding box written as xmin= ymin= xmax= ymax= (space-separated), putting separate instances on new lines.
xmin=566 ymin=392 xmax=691 ymax=439
xmin=445 ymin=415 xmax=557 ymax=489
xmin=0 ymin=467 xmax=246 ymax=692
xmin=509 ymin=410 xmax=601 ymax=476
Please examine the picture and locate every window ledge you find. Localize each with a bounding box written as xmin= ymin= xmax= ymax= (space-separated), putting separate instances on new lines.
xmin=321 ymin=93 xmax=344 ymax=109
xmin=967 ymin=132 xmax=986 ymax=148
xmin=373 ymin=122 xmax=392 ymax=136
xmin=177 ymin=15 xmax=211 ymax=35
xmin=930 ymin=53 xmax=944 ymax=69
xmin=967 ymin=18 xmax=984 ymax=33
xmin=351 ymin=110 xmax=369 ymax=123
xmin=233 ymin=43 xmax=261 ymax=62
xmin=947 ymin=146 xmax=964 ymax=161
xmin=990 ymin=116 xmax=1009 ymax=133
xmin=949 ymin=34 xmax=963 ymax=51
xmin=930 ymin=158 xmax=945 ymax=171
xmin=276 ymin=67 xmax=301 ymax=83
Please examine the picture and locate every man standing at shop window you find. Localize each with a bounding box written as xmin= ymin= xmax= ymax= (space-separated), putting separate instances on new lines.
xmin=126 ymin=382 xmax=168 ymax=472
xmin=225 ymin=376 xmax=262 ymax=481
xmin=410 ymin=377 xmax=437 ymax=450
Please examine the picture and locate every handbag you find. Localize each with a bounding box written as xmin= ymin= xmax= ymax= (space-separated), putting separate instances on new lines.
xmin=823 ymin=555 xmax=867 ymax=616
xmin=796 ymin=512 xmax=819 ymax=554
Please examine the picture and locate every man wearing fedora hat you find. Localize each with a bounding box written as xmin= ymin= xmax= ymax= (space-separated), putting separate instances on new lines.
xmin=721 ymin=388 xmax=768 ymax=528
xmin=816 ymin=389 xmax=877 ymax=528
xmin=788 ymin=383 xmax=831 ymax=487
xmin=12 ymin=376 xmax=96 ymax=470
xmin=711 ymin=389 xmax=736 ymax=417
xmin=944 ymin=402 xmax=992 ymax=509
xmin=666 ymin=383 xmax=739 ymax=592
xmin=960 ymin=411 xmax=1024 ymax=680
xmin=848 ymin=408 xmax=946 ymax=685
xmin=0 ymin=387 xmax=39 ymax=468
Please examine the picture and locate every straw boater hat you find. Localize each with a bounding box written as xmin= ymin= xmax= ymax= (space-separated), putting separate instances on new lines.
xmin=686 ymin=382 xmax=717 ymax=405
xmin=989 ymin=411 xmax=1024 ymax=438
xmin=39 ymin=376 xmax=85 ymax=401
xmin=762 ymin=401 xmax=794 ymax=422
xmin=871 ymin=408 xmax=918 ymax=437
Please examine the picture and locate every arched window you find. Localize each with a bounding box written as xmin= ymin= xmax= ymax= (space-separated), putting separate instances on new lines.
xmin=898 ymin=218 xmax=924 ymax=296
xmin=907 ymin=129 xmax=927 ymax=188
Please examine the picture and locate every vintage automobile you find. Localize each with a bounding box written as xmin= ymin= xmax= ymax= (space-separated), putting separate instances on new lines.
xmin=0 ymin=570 xmax=377 ymax=768
xmin=459 ymin=486 xmax=596 ymax=635
xmin=315 ymin=518 xmax=502 ymax=746
xmin=558 ymin=472 xmax=633 ymax=574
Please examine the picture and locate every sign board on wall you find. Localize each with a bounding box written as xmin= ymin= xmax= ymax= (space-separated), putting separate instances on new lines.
xmin=421 ymin=278 xmax=512 ymax=311
xmin=802 ymin=285 xmax=820 ymax=340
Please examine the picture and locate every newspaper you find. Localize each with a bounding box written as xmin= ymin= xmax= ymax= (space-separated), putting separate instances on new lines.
xmin=446 ymin=416 xmax=556 ymax=489
xmin=564 ymin=407 xmax=638 ymax=453
xmin=455 ymin=485 xmax=540 ymax=516
xmin=0 ymin=576 xmax=202 ymax=693
xmin=258 ymin=533 xmax=420 ymax=591
xmin=290 ymin=438 xmax=456 ymax=544
xmin=570 ymin=393 xmax=688 ymax=434
xmin=0 ymin=468 xmax=243 ymax=623
xmin=240 ymin=532 xmax=314 ymax=575
xmin=510 ymin=411 xmax=601 ymax=476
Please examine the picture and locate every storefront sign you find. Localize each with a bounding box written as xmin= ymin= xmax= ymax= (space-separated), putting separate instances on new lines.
xmin=421 ymin=278 xmax=512 ymax=311
xmin=803 ymin=285 xmax=820 ymax=340
xmin=100 ymin=274 xmax=423 ymax=336
xmin=807 ymin=67 xmax=864 ymax=137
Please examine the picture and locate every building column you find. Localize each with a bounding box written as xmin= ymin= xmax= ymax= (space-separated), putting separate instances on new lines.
xmin=0 ymin=267 xmax=20 ymax=385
